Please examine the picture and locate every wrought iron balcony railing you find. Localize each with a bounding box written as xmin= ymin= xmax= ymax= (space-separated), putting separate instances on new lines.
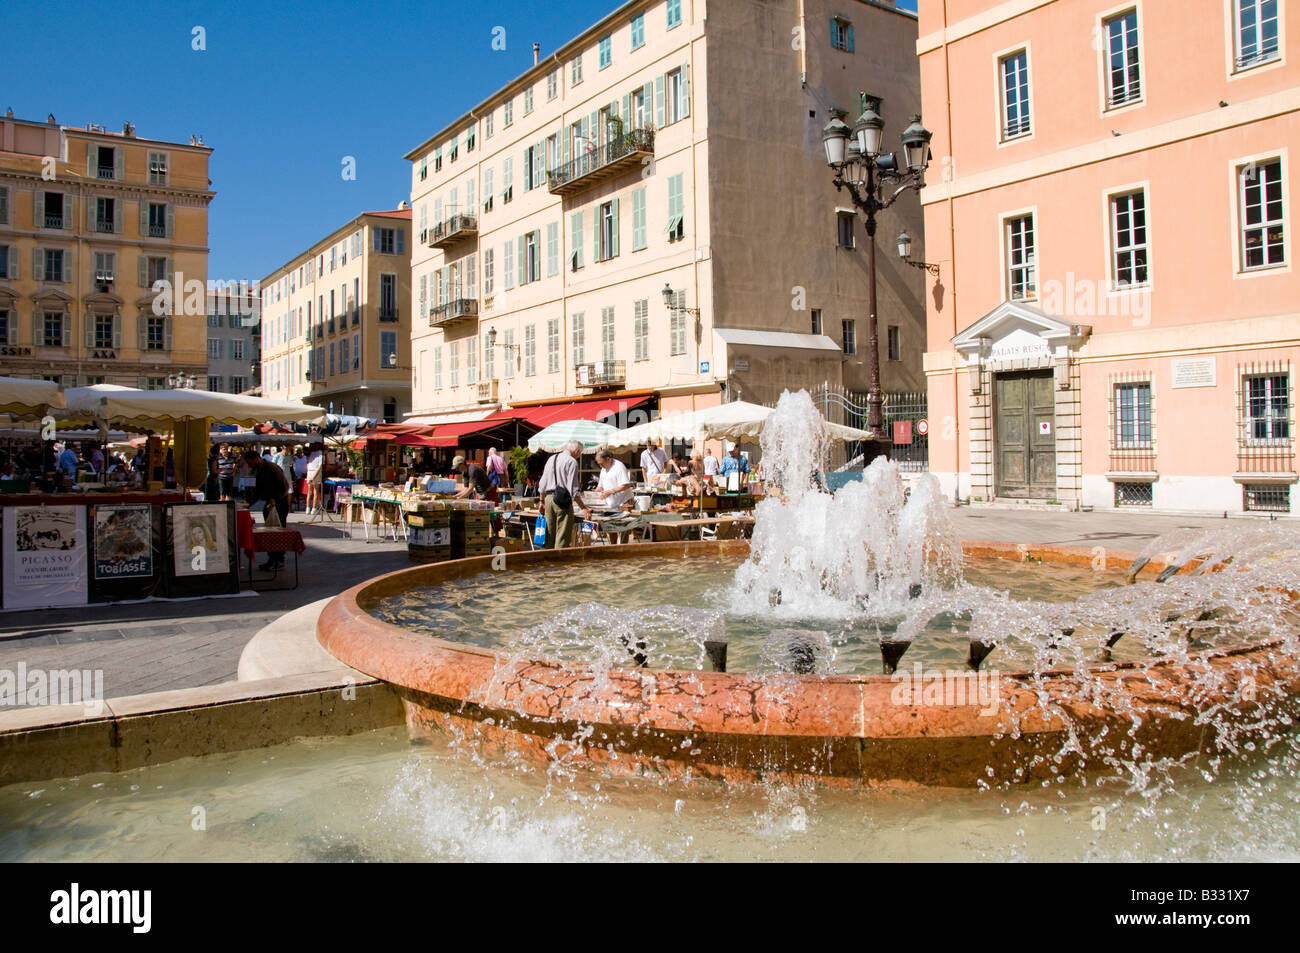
xmin=429 ymin=298 xmax=479 ymax=328
xmin=574 ymin=360 xmax=625 ymax=389
xmin=547 ymin=128 xmax=655 ymax=195
xmin=428 ymin=214 xmax=478 ymax=248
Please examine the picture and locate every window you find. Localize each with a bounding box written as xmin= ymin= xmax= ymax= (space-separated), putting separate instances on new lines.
xmin=380 ymin=273 xmax=398 ymax=319
xmin=571 ymin=55 xmax=583 ymax=85
xmin=208 ymin=376 xmax=223 ymax=393
xmin=524 ymin=230 xmax=540 ymax=283
xmin=450 ymin=134 xmax=459 ymax=162
xmin=1001 ymin=50 xmax=1031 ymax=139
xmin=631 ymin=13 xmax=645 ymax=49
xmin=329 ymin=342 xmax=336 ymax=377
xmin=1005 ymin=215 xmax=1036 ymax=300
xmin=547 ymin=221 xmax=559 ymax=276
xmin=435 ymin=147 xmax=443 ymax=172
xmin=1115 ymin=482 xmax=1154 ymax=507
xmin=483 ymin=332 xmax=494 ymax=380
xmin=42 ymin=249 xmax=64 ymax=282
xmin=485 ymin=113 xmax=494 ymax=138
xmin=146 ymin=316 xmax=167 ymax=351
xmin=0 ymin=245 xmax=9 ymax=278
xmin=376 ymin=227 xmax=403 ymax=255
xmin=502 ymin=158 xmax=514 ymax=203
xmin=96 ymin=146 xmax=116 ymax=179
xmin=503 ymin=240 xmax=515 ymax=290
xmin=1115 ymin=382 xmax=1151 ymax=447
xmin=547 ymin=70 xmax=558 ymax=101
xmin=1245 ymin=373 xmax=1289 ymax=443
xmin=353 ymin=277 xmax=360 ymax=324
xmin=484 ymin=168 xmax=494 ymax=212
xmin=524 ymin=145 xmax=538 ymax=191
xmin=147 ymin=256 xmax=167 ymax=286
xmin=96 ymin=197 xmax=115 ymax=233
xmin=599 ymin=35 xmax=612 ymax=69
xmin=433 ymin=347 xmax=443 ymax=389
xmin=1111 ymin=190 xmax=1149 ymax=287
xmin=1236 ymin=0 xmax=1280 ymax=69
xmin=831 ymin=17 xmax=855 ymax=52
xmin=231 ymin=339 xmax=244 ymax=361
xmin=665 ymin=174 xmax=685 ymax=241
xmin=547 ymin=319 xmax=560 ymax=374
xmin=230 ymin=375 xmax=246 ymax=394
xmin=1104 ymin=9 xmax=1141 ymax=108
xmin=146 ymin=150 xmax=168 ymax=186
xmin=330 ymin=246 xmax=337 ymax=271
xmin=572 ymin=313 xmax=585 ymax=366
xmin=666 ymin=67 xmax=687 ymax=125
xmin=381 ymin=331 xmax=398 ymax=370
xmin=208 ymin=312 xmax=221 ymax=328
xmin=601 ymin=307 xmax=616 ymax=363
xmin=94 ymin=252 xmax=115 ymax=283
xmin=353 ymin=331 xmax=360 ymax=368
xmin=598 ymin=201 xmax=619 ymax=261
xmin=842 ymin=319 xmax=857 ymax=356
xmin=503 ymin=330 xmax=514 ymax=379
xmin=522 ymin=88 xmax=534 ymax=116
xmin=0 ymin=187 xmax=6 ymax=226
xmin=504 ymin=100 xmax=513 ymax=126
xmin=887 ymin=325 xmax=901 ymax=362
xmin=663 ymin=292 xmax=687 ymax=356
xmin=627 ymin=299 xmax=647 ymax=361
xmin=42 ymin=191 xmax=64 ymax=228
xmin=837 ymin=211 xmax=856 ymax=248
xmin=484 ymin=248 xmax=495 ymax=295
xmin=41 ymin=311 xmax=63 ymax=347
xmin=811 ymin=309 xmax=823 ymax=335
xmin=1245 ymin=483 xmax=1290 ymax=512
xmin=632 ymin=88 xmax=647 ymax=128
xmin=1240 ymin=159 xmax=1285 ymax=270
xmin=466 ymin=124 xmax=476 ymax=152
xmin=207 ymin=338 xmax=222 ymax=360
xmin=467 ymin=337 xmax=477 ymax=385
xmin=631 ymin=188 xmax=647 ymax=251
xmin=419 ymin=156 xmax=427 ymax=181
xmin=524 ymin=325 xmax=537 ymax=377
xmin=667 ymin=0 xmax=681 ymax=29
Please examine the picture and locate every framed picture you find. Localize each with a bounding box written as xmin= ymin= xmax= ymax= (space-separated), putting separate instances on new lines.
xmin=2 ymin=505 xmax=89 ymax=610
xmin=171 ymin=503 xmax=230 ymax=577
xmin=93 ymin=504 xmax=154 ymax=580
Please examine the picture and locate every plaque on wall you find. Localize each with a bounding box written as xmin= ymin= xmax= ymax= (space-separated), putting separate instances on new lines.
xmin=1171 ymin=357 xmax=1216 ymax=389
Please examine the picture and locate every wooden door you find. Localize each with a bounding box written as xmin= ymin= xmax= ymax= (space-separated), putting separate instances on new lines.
xmin=994 ymin=370 xmax=1056 ymax=498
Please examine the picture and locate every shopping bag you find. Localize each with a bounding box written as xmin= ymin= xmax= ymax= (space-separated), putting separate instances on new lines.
xmin=533 ymin=515 xmax=548 ymax=547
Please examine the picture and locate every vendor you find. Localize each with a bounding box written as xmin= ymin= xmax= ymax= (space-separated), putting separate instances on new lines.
xmin=718 ymin=442 xmax=750 ymax=488
xmin=452 ymin=455 xmax=496 ymax=501
xmin=640 ymin=441 xmax=668 ymax=481
xmin=594 ymin=447 xmax=634 ymax=507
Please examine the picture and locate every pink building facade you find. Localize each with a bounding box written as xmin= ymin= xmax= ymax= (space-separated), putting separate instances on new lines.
xmin=918 ymin=0 xmax=1298 ymax=514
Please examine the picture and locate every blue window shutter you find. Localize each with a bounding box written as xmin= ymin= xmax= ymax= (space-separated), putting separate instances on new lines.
xmin=611 ymin=198 xmax=620 ymax=257
xmin=396 ymin=229 xmax=404 ymax=255
xmin=372 ymin=226 xmax=380 ymax=251
xmin=847 ymin=25 xmax=854 ymax=52
xmin=680 ymin=62 xmax=690 ymax=118
xmin=517 ymin=234 xmax=526 ymax=285
xmin=654 ymin=74 xmax=665 ymax=127
xmin=831 ymin=19 xmax=838 ymax=47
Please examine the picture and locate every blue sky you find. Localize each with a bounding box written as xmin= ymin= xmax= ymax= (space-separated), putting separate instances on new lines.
xmin=3 ymin=0 xmax=916 ymax=283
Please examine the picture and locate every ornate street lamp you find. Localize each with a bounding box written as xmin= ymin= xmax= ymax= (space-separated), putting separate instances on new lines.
xmin=896 ymin=231 xmax=940 ymax=277
xmin=822 ymin=96 xmax=932 ymax=450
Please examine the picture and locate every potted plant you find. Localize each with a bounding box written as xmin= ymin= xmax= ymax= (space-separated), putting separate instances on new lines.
xmin=507 ymin=446 xmax=531 ymax=495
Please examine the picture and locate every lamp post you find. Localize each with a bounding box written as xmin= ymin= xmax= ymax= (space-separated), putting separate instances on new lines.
xmin=822 ymin=97 xmax=932 ymax=449
xmin=486 ymin=326 xmax=517 ymax=376
xmin=895 ymin=231 xmax=941 ymax=277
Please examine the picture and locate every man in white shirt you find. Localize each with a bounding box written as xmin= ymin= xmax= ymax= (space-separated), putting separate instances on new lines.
xmin=702 ymin=448 xmax=720 ymax=480
xmin=640 ymin=441 xmax=668 ymax=481
xmin=305 ymin=447 xmax=325 ymax=512
xmin=594 ymin=448 xmax=634 ymax=507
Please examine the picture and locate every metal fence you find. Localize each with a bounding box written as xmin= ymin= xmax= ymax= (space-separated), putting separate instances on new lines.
xmin=810 ymin=384 xmax=929 ymax=473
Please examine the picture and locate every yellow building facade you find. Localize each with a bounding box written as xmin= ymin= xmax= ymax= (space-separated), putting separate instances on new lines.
xmin=0 ymin=115 xmax=212 ymax=388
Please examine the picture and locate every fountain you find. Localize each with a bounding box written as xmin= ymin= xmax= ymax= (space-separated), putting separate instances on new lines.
xmin=317 ymin=391 xmax=1300 ymax=788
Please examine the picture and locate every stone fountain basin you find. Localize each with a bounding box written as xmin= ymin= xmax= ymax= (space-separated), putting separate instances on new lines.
xmin=317 ymin=540 xmax=1300 ymax=788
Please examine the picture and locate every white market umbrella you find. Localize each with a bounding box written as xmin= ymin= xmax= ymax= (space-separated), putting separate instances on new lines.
xmin=606 ymin=401 xmax=875 ymax=449
xmin=0 ymin=375 xmax=65 ymax=416
xmin=62 ymin=385 xmax=325 ymax=429
xmin=527 ymin=418 xmax=620 ymax=453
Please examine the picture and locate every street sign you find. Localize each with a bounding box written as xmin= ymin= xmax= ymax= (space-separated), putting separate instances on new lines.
xmin=916 ymin=418 xmax=929 ymax=436
xmin=734 ymin=360 xmax=749 ymax=372
xmin=699 ymin=361 xmax=710 ymax=373
xmin=893 ymin=420 xmax=913 ymax=445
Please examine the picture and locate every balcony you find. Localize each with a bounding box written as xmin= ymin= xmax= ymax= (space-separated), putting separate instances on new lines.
xmin=548 ymin=128 xmax=654 ymax=195
xmin=378 ymin=308 xmax=399 ymax=323
xmin=44 ymin=215 xmax=63 ymax=229
xmin=476 ymin=379 xmax=499 ymax=404
xmin=95 ymin=220 xmax=114 ymax=233
xmin=429 ymin=298 xmax=479 ymax=329
xmin=96 ymin=166 xmax=114 ymax=179
xmin=147 ymin=224 xmax=166 ymax=238
xmin=428 ymin=214 xmax=478 ymax=249
xmin=574 ymin=360 xmax=625 ymax=389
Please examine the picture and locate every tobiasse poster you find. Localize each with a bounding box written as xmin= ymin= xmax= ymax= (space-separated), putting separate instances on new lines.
xmin=2 ymin=506 xmax=89 ymax=610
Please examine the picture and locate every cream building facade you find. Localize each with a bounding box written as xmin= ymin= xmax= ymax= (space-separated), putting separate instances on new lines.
xmin=918 ymin=0 xmax=1299 ymax=514
xmin=259 ymin=210 xmax=412 ymax=422
xmin=407 ymin=0 xmax=926 ymax=426
xmin=0 ymin=114 xmax=211 ymax=388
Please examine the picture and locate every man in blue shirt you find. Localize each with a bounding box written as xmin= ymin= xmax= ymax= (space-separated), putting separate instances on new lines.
xmin=58 ymin=443 xmax=80 ymax=483
xmin=717 ymin=442 xmax=749 ymax=487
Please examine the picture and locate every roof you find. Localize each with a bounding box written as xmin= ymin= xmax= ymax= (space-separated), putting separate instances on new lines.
xmin=363 ymin=209 xmax=412 ymax=219
xmin=713 ymin=328 xmax=843 ymax=352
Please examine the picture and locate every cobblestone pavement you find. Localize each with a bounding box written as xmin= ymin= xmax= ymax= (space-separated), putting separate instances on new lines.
xmin=0 ymin=505 xmax=1272 ymax=703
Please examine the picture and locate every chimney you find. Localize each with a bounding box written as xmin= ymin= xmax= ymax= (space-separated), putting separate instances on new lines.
xmin=533 ymin=43 xmax=540 ymax=65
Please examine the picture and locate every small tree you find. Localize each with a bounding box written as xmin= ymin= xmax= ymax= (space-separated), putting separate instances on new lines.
xmin=507 ymin=446 xmax=531 ymax=485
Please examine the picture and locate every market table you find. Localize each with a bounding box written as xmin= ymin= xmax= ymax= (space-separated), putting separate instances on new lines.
xmin=236 ymin=508 xmax=305 ymax=589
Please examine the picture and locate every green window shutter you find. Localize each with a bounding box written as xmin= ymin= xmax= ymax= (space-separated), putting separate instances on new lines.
xmin=32 ymin=248 xmax=43 ymax=282
xmin=112 ymin=315 xmax=122 ymax=349
xmin=610 ymin=198 xmax=620 ymax=257
xmin=62 ymin=194 xmax=72 ymax=230
xmin=166 ymin=205 xmax=175 ymax=238
xmin=680 ymin=62 xmax=690 ymax=118
xmin=164 ymin=316 xmax=173 ymax=351
xmin=642 ymin=82 xmax=653 ymax=124
xmin=622 ymin=94 xmax=631 ymax=126
xmin=562 ymin=131 xmax=571 ymax=167
xmin=33 ymin=190 xmax=42 ymax=225
xmin=654 ymin=74 xmax=665 ymax=127
xmin=372 ymin=226 xmax=380 ymax=251
xmin=138 ymin=255 xmax=147 ymax=287
xmin=533 ymin=229 xmax=542 ymax=280
xmin=87 ymin=151 xmax=94 ymax=178
xmin=593 ymin=207 xmax=601 ymax=260
xmin=632 ymin=188 xmax=646 ymax=250
xmin=86 ymin=196 xmax=94 ymax=230
xmin=571 ymin=211 xmax=583 ymax=268
xmin=62 ymin=311 xmax=72 ymax=348
xmin=139 ymin=201 xmax=148 ymax=235
xmin=847 ymin=25 xmax=855 ymax=52
xmin=85 ymin=311 xmax=94 ymax=348
xmin=831 ymin=19 xmax=838 ymax=47
xmin=137 ymin=315 xmax=146 ymax=350
xmin=166 ymin=256 xmax=174 ymax=286
xmin=114 ymin=148 xmax=124 ymax=180
xmin=517 ymin=234 xmax=526 ymax=285
xmin=31 ymin=309 xmax=40 ymax=345
xmin=113 ymin=201 xmax=122 ymax=233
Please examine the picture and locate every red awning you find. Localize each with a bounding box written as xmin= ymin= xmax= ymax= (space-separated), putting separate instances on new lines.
xmin=426 ymin=395 xmax=651 ymax=445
